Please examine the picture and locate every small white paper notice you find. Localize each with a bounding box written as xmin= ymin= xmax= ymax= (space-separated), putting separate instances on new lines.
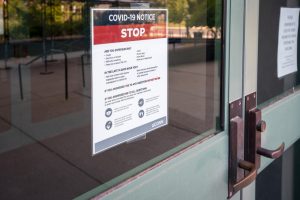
xmin=277 ymin=8 xmax=300 ymax=78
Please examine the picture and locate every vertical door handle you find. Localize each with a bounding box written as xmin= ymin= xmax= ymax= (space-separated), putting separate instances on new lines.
xmin=228 ymin=114 xmax=257 ymax=198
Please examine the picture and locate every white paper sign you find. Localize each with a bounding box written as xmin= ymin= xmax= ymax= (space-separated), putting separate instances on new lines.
xmin=277 ymin=7 xmax=300 ymax=78
xmin=91 ymin=9 xmax=168 ymax=154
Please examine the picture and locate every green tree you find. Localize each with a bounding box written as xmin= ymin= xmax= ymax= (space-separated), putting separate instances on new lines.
xmin=188 ymin=0 xmax=222 ymax=28
xmin=8 ymin=0 xmax=30 ymax=39
xmin=167 ymin=0 xmax=189 ymax=24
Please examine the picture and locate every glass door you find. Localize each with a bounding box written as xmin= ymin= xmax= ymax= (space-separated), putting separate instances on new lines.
xmin=241 ymin=0 xmax=300 ymax=199
xmin=0 ymin=0 xmax=239 ymax=200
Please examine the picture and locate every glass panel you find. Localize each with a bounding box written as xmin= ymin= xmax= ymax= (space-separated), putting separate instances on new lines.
xmin=0 ymin=0 xmax=223 ymax=199
xmin=257 ymin=0 xmax=300 ymax=105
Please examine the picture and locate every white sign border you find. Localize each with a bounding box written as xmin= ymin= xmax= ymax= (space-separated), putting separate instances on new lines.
xmin=91 ymin=8 xmax=169 ymax=155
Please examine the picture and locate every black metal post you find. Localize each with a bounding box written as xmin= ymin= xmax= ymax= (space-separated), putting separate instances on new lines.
xmin=2 ymin=0 xmax=10 ymax=70
xmin=46 ymin=0 xmax=57 ymax=63
xmin=18 ymin=64 xmax=23 ymax=100
xmin=48 ymin=0 xmax=56 ymax=62
xmin=70 ymin=0 xmax=73 ymax=36
xmin=50 ymin=0 xmax=54 ymax=54
xmin=40 ymin=0 xmax=53 ymax=75
xmin=64 ymin=51 xmax=68 ymax=100
xmin=19 ymin=49 xmax=68 ymax=100
xmin=81 ymin=54 xmax=86 ymax=87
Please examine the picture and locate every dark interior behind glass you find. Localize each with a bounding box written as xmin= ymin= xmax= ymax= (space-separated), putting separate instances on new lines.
xmin=257 ymin=0 xmax=300 ymax=105
xmin=0 ymin=0 xmax=223 ymax=199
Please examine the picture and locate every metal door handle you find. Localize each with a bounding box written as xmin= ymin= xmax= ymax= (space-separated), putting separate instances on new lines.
xmin=228 ymin=103 xmax=257 ymax=198
xmin=255 ymin=119 xmax=285 ymax=159
xmin=246 ymin=108 xmax=285 ymax=169
xmin=257 ymin=143 xmax=285 ymax=159
xmin=232 ymin=160 xmax=257 ymax=193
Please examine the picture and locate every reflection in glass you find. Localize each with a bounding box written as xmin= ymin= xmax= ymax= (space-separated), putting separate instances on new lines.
xmin=0 ymin=0 xmax=223 ymax=199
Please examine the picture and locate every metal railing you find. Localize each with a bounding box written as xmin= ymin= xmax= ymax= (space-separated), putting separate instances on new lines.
xmin=18 ymin=49 xmax=69 ymax=100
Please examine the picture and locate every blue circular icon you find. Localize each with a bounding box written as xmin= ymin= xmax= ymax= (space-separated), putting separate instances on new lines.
xmin=138 ymin=110 xmax=144 ymax=118
xmin=105 ymin=121 xmax=112 ymax=130
xmin=105 ymin=108 xmax=112 ymax=117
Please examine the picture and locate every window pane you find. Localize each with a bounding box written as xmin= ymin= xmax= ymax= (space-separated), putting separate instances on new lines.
xmin=0 ymin=0 xmax=223 ymax=199
xmin=257 ymin=0 xmax=300 ymax=105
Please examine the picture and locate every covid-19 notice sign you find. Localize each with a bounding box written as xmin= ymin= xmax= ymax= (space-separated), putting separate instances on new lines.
xmin=91 ymin=9 xmax=168 ymax=155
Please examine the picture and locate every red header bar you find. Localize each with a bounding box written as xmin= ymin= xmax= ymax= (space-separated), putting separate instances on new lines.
xmin=93 ymin=24 xmax=167 ymax=45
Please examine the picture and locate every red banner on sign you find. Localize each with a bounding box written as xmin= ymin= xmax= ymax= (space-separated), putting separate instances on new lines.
xmin=93 ymin=23 xmax=167 ymax=45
